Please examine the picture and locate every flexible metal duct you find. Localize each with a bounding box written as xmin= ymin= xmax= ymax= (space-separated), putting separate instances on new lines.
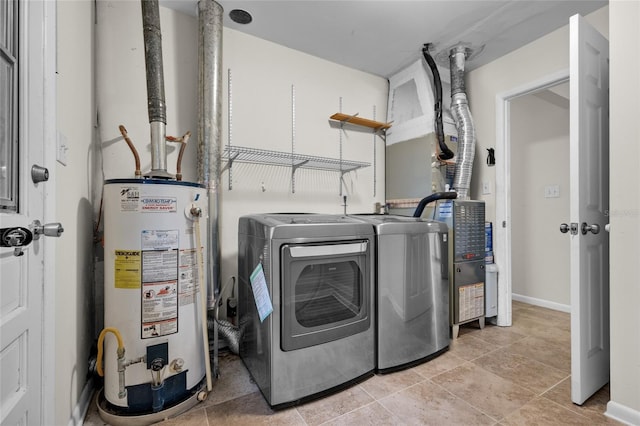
xmin=207 ymin=316 xmax=248 ymax=355
xmin=141 ymin=0 xmax=171 ymax=178
xmin=450 ymin=46 xmax=476 ymax=200
xmin=197 ymin=0 xmax=223 ymax=309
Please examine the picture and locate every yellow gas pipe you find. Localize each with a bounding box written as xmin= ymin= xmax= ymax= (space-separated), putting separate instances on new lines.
xmin=96 ymin=327 xmax=125 ymax=377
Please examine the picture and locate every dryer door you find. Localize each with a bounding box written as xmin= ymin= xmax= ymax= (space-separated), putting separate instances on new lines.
xmin=280 ymin=240 xmax=371 ymax=351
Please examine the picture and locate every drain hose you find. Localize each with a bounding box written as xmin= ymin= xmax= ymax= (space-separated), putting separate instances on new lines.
xmin=422 ymin=45 xmax=454 ymax=161
xmin=413 ymin=191 xmax=458 ymax=218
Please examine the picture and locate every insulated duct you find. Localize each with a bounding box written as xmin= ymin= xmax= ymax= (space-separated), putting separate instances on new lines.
xmin=197 ymin=0 xmax=223 ymax=309
xmin=450 ymin=46 xmax=476 ymax=200
xmin=141 ymin=0 xmax=172 ymax=178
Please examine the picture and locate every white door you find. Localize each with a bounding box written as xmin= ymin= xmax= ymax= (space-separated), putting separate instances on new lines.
xmin=0 ymin=1 xmax=59 ymax=424
xmin=568 ymin=13 xmax=610 ymax=405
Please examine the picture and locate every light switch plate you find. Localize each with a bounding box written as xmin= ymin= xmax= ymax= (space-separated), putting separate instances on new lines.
xmin=482 ymin=180 xmax=491 ymax=195
xmin=544 ymin=184 xmax=560 ymax=198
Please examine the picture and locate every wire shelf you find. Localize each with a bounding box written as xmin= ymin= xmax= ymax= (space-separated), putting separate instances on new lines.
xmin=223 ymin=145 xmax=370 ymax=173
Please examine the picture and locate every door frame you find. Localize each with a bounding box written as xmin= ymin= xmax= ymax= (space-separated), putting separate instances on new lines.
xmin=494 ymin=68 xmax=569 ymax=326
xmin=32 ymin=0 xmax=57 ymax=421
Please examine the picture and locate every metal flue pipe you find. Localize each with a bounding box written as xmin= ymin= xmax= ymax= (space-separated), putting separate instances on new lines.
xmin=197 ymin=0 xmax=223 ymax=309
xmin=450 ymin=45 xmax=476 ymax=200
xmin=141 ymin=0 xmax=172 ymax=178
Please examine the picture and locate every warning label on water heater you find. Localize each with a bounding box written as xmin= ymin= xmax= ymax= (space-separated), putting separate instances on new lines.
xmin=114 ymin=250 xmax=141 ymax=289
xmin=178 ymin=248 xmax=201 ymax=307
xmin=141 ymin=279 xmax=178 ymax=338
xmin=140 ymin=229 xmax=179 ymax=339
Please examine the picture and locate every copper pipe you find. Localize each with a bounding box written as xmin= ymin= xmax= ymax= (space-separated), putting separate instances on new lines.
xmin=166 ymin=130 xmax=190 ymax=181
xmin=118 ymin=125 xmax=142 ymax=177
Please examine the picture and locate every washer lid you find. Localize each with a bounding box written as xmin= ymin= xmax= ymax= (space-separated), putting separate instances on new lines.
xmin=349 ymin=214 xmax=448 ymax=235
xmin=239 ymin=213 xmax=375 ymax=239
xmin=262 ymin=213 xmax=364 ymax=225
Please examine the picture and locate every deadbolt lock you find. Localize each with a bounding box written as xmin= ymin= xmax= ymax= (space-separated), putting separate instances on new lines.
xmin=31 ymin=164 xmax=49 ymax=184
xmin=1 ymin=227 xmax=34 ymax=248
xmin=560 ymin=223 xmax=579 ymax=235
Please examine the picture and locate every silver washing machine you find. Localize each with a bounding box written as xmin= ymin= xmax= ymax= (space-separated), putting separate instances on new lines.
xmin=238 ymin=214 xmax=375 ymax=408
xmin=351 ymin=214 xmax=449 ymax=373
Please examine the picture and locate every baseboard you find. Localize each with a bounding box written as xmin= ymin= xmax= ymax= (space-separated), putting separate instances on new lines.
xmin=606 ymin=400 xmax=640 ymax=425
xmin=68 ymin=377 xmax=95 ymax=426
xmin=512 ymin=293 xmax=570 ymax=313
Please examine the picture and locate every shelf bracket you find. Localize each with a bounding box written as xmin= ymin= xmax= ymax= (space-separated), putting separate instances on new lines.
xmin=221 ymin=151 xmax=239 ymax=173
xmin=222 ymin=151 xmax=239 ymax=190
xmin=291 ymin=159 xmax=310 ymax=193
xmin=340 ymin=169 xmax=349 ymax=195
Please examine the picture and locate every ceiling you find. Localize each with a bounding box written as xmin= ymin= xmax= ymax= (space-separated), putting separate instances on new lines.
xmin=160 ymin=0 xmax=606 ymax=78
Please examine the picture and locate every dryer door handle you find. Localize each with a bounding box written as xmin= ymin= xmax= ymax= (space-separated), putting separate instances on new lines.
xmin=288 ymin=241 xmax=368 ymax=257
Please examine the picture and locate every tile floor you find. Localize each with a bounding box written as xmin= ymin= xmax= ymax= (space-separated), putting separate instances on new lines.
xmin=84 ymin=301 xmax=619 ymax=425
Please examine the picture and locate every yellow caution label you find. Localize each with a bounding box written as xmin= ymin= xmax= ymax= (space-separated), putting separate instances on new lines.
xmin=114 ymin=250 xmax=141 ymax=289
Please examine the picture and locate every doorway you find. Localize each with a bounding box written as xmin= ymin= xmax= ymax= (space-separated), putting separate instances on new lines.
xmin=494 ymin=70 xmax=570 ymax=327
xmin=510 ymin=80 xmax=571 ymax=312
xmin=495 ymin=13 xmax=612 ymax=402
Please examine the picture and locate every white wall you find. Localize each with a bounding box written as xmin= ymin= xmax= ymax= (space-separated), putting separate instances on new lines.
xmin=219 ymin=29 xmax=388 ymax=299
xmin=510 ymin=93 xmax=569 ymax=305
xmin=95 ymin=1 xmax=388 ymax=321
xmin=608 ymin=0 xmax=640 ymax=422
xmin=466 ymin=7 xmax=608 ymax=224
xmin=55 ymin=1 xmax=96 ymax=425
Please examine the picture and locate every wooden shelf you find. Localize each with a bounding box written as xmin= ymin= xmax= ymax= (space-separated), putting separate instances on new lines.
xmin=330 ymin=113 xmax=392 ymax=132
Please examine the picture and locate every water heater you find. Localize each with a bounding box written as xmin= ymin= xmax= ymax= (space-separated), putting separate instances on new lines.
xmin=102 ymin=178 xmax=207 ymax=414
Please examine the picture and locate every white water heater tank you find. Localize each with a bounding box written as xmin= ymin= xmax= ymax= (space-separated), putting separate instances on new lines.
xmin=102 ymin=178 xmax=207 ymax=412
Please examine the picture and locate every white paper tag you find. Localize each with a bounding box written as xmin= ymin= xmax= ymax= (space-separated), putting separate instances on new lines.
xmin=250 ymin=263 xmax=273 ymax=322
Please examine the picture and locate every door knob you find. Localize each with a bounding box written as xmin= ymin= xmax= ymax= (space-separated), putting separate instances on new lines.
xmin=560 ymin=223 xmax=570 ymax=233
xmin=1 ymin=221 xmax=63 ymax=257
xmin=31 ymin=220 xmax=64 ymax=239
xmin=581 ymin=222 xmax=600 ymax=235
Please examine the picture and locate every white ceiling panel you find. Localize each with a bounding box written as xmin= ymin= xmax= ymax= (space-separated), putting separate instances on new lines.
xmin=161 ymin=0 xmax=607 ymax=77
